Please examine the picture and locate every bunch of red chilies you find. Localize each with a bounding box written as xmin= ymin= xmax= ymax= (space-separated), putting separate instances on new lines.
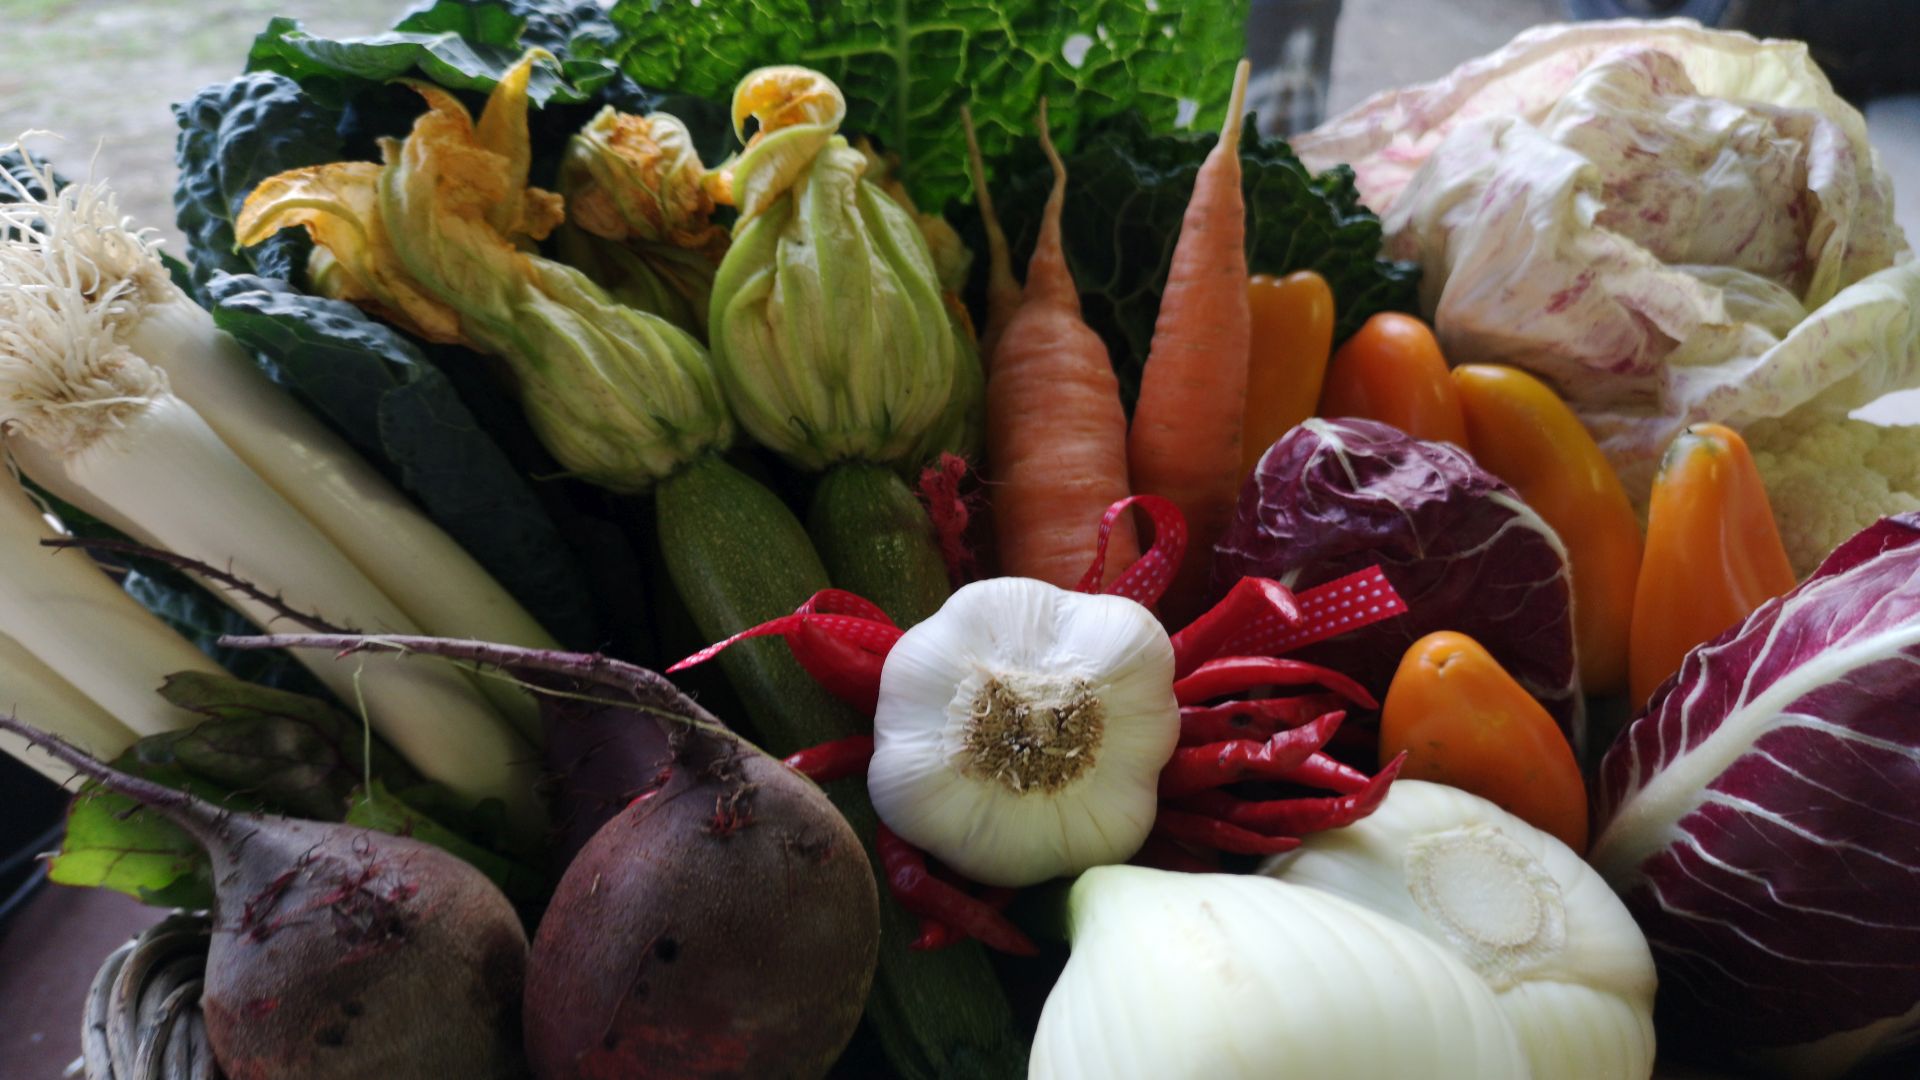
xmin=673 ymin=495 xmax=1410 ymax=955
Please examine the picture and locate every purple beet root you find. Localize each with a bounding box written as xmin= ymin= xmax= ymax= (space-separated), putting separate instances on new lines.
xmin=0 ymin=715 xmax=527 ymax=1080
xmin=220 ymin=634 xmax=883 ymax=1079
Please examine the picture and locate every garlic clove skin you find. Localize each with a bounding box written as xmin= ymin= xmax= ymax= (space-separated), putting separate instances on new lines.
xmin=1262 ymin=780 xmax=1657 ymax=1080
xmin=869 ymin=577 xmax=1179 ymax=888
xmin=1032 ymin=866 xmax=1530 ymax=1080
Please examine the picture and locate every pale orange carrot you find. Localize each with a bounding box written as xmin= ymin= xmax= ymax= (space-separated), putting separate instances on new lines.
xmin=1128 ymin=60 xmax=1253 ymax=623
xmin=985 ymin=100 xmax=1138 ymax=588
xmin=962 ymin=105 xmax=1022 ymax=367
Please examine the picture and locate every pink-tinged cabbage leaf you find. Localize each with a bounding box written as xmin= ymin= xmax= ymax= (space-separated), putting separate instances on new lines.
xmin=1591 ymin=513 xmax=1920 ymax=1078
xmin=1211 ymin=417 xmax=1583 ymax=747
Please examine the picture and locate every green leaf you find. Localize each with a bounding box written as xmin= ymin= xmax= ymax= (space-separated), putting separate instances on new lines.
xmin=245 ymin=8 xmax=615 ymax=110
xmin=205 ymin=274 xmax=599 ymax=647
xmin=347 ymin=780 xmax=550 ymax=904
xmin=581 ymin=0 xmax=1249 ymax=211
xmin=985 ymin=113 xmax=1421 ymax=405
xmin=173 ymin=71 xmax=344 ymax=293
xmin=153 ymin=672 xmax=420 ymax=820
xmin=48 ymin=754 xmax=230 ymax=909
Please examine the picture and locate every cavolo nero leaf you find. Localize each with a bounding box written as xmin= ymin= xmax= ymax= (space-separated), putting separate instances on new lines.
xmin=579 ymin=0 xmax=1249 ymax=211
xmin=988 ymin=113 xmax=1420 ymax=406
xmin=173 ymin=71 xmax=343 ymax=293
xmin=205 ymin=274 xmax=599 ymax=647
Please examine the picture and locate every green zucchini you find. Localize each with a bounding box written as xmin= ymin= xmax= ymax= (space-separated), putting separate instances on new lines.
xmin=810 ymin=462 xmax=953 ymax=629
xmin=656 ymin=453 xmax=1025 ymax=1078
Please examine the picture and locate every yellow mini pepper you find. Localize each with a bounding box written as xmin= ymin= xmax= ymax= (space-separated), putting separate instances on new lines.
xmin=1453 ymin=364 xmax=1643 ymax=695
xmin=1240 ymin=271 xmax=1334 ymax=478
xmin=1629 ymin=423 xmax=1797 ymax=706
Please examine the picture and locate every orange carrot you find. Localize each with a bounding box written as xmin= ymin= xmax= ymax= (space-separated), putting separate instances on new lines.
xmin=984 ymin=100 xmax=1137 ymax=588
xmin=962 ymin=105 xmax=1021 ymax=367
xmin=1128 ymin=60 xmax=1253 ymax=623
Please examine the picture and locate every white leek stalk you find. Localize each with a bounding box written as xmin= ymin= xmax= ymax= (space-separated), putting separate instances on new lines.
xmin=0 ymin=468 xmax=221 ymax=736
xmin=0 ymin=231 xmax=544 ymax=835
xmin=1262 ymin=781 xmax=1657 ymax=1080
xmin=0 ymin=630 xmax=137 ymax=789
xmin=0 ymin=153 xmax=554 ymax=731
xmin=868 ymin=577 xmax=1179 ymax=887
xmin=1032 ymin=866 xmax=1530 ymax=1079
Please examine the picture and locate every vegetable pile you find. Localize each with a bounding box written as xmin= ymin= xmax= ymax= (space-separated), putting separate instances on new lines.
xmin=3 ymin=5 xmax=1919 ymax=1079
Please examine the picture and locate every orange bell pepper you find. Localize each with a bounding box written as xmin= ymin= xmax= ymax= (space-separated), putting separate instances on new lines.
xmin=1317 ymin=312 xmax=1469 ymax=447
xmin=1628 ymin=423 xmax=1797 ymax=707
xmin=1452 ymin=364 xmax=1643 ymax=695
xmin=1241 ymin=271 xmax=1335 ymax=478
xmin=1380 ymin=631 xmax=1588 ymax=852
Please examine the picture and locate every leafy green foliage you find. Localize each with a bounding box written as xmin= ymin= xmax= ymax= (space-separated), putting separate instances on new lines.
xmin=50 ymin=674 xmax=537 ymax=907
xmin=987 ymin=114 xmax=1421 ymax=406
xmin=580 ymin=0 xmax=1249 ymax=210
xmin=246 ymin=2 xmax=616 ymax=109
xmin=173 ymin=71 xmax=343 ymax=292
xmin=206 ymin=274 xmax=598 ymax=647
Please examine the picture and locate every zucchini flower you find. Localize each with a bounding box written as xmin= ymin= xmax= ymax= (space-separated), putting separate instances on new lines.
xmin=708 ymin=66 xmax=961 ymax=471
xmin=237 ymin=53 xmax=732 ymax=492
xmin=556 ymin=107 xmax=727 ymax=335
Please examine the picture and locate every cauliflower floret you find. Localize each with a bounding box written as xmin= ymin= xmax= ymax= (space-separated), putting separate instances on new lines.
xmin=1747 ymin=412 xmax=1920 ymax=578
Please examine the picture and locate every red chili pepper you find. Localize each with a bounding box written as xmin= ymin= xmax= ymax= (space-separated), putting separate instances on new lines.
xmin=1168 ymin=576 xmax=1302 ymax=678
xmin=1158 ymin=712 xmax=1346 ymax=799
xmin=1277 ymin=751 xmax=1373 ymax=795
xmin=1175 ymin=753 xmax=1403 ymax=836
xmin=1173 ymin=655 xmax=1377 ymax=709
xmin=782 ymin=736 xmax=875 ymax=784
xmin=1177 ymin=693 xmax=1346 ymax=745
xmin=1151 ymin=811 xmax=1303 ymax=856
xmin=1130 ymin=834 xmax=1223 ymax=874
xmin=913 ymin=918 xmax=962 ymax=951
xmin=875 ymin=826 xmax=1038 ymax=956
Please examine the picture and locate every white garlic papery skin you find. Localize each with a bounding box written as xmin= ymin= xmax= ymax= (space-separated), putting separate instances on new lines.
xmin=1031 ymin=866 xmax=1530 ymax=1080
xmin=1262 ymin=780 xmax=1658 ymax=1080
xmin=868 ymin=577 xmax=1180 ymax=888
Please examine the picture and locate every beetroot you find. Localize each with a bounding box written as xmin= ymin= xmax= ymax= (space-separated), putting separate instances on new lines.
xmin=0 ymin=714 xmax=527 ymax=1080
xmin=222 ymin=634 xmax=884 ymax=1079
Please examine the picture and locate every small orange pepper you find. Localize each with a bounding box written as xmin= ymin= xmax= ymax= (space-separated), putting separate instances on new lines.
xmin=1380 ymin=631 xmax=1588 ymax=852
xmin=1629 ymin=423 xmax=1796 ymax=707
xmin=1318 ymin=312 xmax=1469 ymax=447
xmin=1241 ymin=271 xmax=1335 ymax=478
xmin=1452 ymin=364 xmax=1643 ymax=695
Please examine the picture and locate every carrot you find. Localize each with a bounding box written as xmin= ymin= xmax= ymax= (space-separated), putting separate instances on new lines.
xmin=984 ymin=100 xmax=1137 ymax=588
xmin=1128 ymin=59 xmax=1254 ymax=623
xmin=962 ymin=105 xmax=1022 ymax=367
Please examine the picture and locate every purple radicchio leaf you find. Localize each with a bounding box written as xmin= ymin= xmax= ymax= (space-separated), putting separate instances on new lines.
xmin=1591 ymin=512 xmax=1920 ymax=1077
xmin=1210 ymin=417 xmax=1583 ymax=748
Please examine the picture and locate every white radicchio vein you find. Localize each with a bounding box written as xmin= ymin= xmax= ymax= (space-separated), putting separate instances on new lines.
xmin=1678 ymin=828 xmax=1915 ymax=930
xmin=1698 ymin=792 xmax=1920 ymax=875
xmin=1648 ymin=854 xmax=1906 ymax=970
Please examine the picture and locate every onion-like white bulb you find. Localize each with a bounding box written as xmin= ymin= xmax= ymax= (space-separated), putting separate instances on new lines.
xmin=868 ymin=577 xmax=1179 ymax=887
xmin=1032 ymin=866 xmax=1530 ymax=1079
xmin=1263 ymin=780 xmax=1657 ymax=1080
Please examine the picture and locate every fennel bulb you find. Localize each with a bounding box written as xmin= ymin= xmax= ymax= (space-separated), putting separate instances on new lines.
xmin=1032 ymin=865 xmax=1529 ymax=1079
xmin=1263 ymin=780 xmax=1656 ymax=1080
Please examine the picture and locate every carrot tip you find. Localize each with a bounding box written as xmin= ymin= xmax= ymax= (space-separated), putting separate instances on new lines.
xmin=1221 ymin=58 xmax=1252 ymax=151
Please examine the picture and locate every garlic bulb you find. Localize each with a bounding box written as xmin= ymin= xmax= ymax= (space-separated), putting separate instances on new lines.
xmin=1262 ymin=780 xmax=1657 ymax=1080
xmin=868 ymin=577 xmax=1179 ymax=887
xmin=1032 ymin=866 xmax=1530 ymax=1079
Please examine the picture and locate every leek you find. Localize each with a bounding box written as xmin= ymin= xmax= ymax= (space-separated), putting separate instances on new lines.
xmin=0 ymin=185 xmax=543 ymax=834
xmin=0 ymin=150 xmax=556 ymax=732
xmin=0 ymin=468 xmax=221 ymax=736
xmin=0 ymin=630 xmax=137 ymax=789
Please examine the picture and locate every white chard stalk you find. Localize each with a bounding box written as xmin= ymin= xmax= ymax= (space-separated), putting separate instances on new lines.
xmin=0 ymin=159 xmax=543 ymax=834
xmin=1033 ymin=866 xmax=1531 ymax=1079
xmin=0 ymin=630 xmax=137 ymax=789
xmin=1262 ymin=781 xmax=1657 ymax=1080
xmin=0 ymin=467 xmax=223 ymax=736
xmin=1 ymin=152 xmax=554 ymax=732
